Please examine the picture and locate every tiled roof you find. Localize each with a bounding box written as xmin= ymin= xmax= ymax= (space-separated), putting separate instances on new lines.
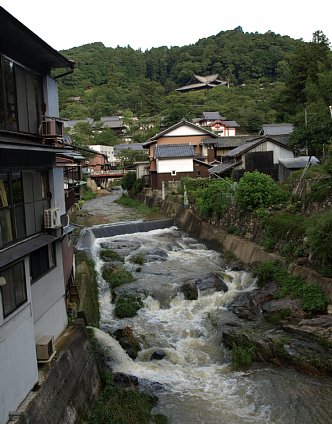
xmin=260 ymin=123 xmax=294 ymax=136
xmin=155 ymin=144 xmax=195 ymax=158
xmin=202 ymin=135 xmax=256 ymax=147
xmin=221 ymin=120 xmax=240 ymax=128
xmin=202 ymin=111 xmax=222 ymax=120
xmin=224 ymin=138 xmax=265 ymax=157
xmin=279 ymin=156 xmax=319 ymax=169
xmin=208 ymin=161 xmax=242 ymax=174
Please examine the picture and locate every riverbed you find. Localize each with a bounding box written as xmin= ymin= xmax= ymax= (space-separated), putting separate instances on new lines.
xmin=81 ymin=192 xmax=332 ymax=424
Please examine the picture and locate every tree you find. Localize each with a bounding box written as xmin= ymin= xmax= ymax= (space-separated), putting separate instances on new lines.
xmin=235 ymin=171 xmax=288 ymax=211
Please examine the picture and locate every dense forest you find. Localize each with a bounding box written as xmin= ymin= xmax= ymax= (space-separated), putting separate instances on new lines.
xmin=58 ymin=28 xmax=332 ymax=156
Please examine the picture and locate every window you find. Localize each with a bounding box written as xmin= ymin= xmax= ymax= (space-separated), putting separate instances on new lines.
xmin=0 ymin=261 xmax=27 ymax=318
xmin=30 ymin=243 xmax=55 ymax=282
xmin=0 ymin=54 xmax=41 ymax=134
xmin=0 ymin=171 xmax=26 ymax=247
xmin=3 ymin=57 xmax=18 ymax=131
xmin=23 ymin=170 xmax=50 ymax=236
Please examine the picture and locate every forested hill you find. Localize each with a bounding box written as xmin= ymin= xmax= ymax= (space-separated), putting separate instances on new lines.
xmin=58 ymin=28 xmax=332 ymax=152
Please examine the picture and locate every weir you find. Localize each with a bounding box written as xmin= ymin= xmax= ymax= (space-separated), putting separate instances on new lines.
xmin=76 ymin=218 xmax=175 ymax=256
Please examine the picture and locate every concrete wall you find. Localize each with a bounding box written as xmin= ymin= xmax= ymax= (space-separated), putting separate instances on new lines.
xmin=24 ymin=324 xmax=101 ymax=424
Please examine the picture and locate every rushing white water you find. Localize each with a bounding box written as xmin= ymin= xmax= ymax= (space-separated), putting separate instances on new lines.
xmin=92 ymin=226 xmax=332 ymax=424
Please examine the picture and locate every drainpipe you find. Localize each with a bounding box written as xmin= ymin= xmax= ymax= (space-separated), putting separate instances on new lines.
xmin=9 ymin=411 xmax=29 ymax=424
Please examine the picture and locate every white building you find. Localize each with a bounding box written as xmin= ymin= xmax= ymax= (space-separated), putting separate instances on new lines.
xmin=0 ymin=7 xmax=75 ymax=424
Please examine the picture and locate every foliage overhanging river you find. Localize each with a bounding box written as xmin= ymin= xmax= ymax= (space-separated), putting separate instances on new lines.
xmin=80 ymin=191 xmax=332 ymax=424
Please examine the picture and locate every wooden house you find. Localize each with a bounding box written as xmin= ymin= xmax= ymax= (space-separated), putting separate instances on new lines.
xmin=143 ymin=119 xmax=217 ymax=189
xmin=208 ymin=137 xmax=295 ymax=180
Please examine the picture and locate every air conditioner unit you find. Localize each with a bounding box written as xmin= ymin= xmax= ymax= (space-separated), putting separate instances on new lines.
xmin=36 ymin=335 xmax=55 ymax=361
xmin=42 ymin=119 xmax=64 ymax=137
xmin=44 ymin=208 xmax=61 ymax=229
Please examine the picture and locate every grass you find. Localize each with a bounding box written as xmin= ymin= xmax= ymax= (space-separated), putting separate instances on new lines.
xmin=74 ymin=251 xmax=100 ymax=327
xmin=131 ymin=253 xmax=145 ymax=265
xmin=88 ymin=372 xmax=167 ymax=424
xmin=231 ymin=339 xmax=255 ymax=370
xmin=102 ymin=266 xmax=135 ymax=289
xmin=115 ymin=195 xmax=159 ymax=214
xmin=100 ymin=248 xmax=123 ymax=262
xmin=256 ymin=261 xmax=328 ymax=314
xmin=114 ymin=295 xmax=143 ymax=318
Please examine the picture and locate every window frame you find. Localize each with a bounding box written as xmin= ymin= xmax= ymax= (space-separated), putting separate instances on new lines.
xmin=0 ymin=260 xmax=27 ymax=318
xmin=30 ymin=243 xmax=56 ymax=283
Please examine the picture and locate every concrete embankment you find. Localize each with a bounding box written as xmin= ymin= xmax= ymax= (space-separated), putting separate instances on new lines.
xmin=20 ymin=324 xmax=100 ymax=424
xmin=142 ymin=195 xmax=332 ymax=302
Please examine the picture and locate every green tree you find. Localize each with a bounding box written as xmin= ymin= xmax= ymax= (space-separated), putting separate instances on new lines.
xmin=235 ymin=171 xmax=288 ymax=211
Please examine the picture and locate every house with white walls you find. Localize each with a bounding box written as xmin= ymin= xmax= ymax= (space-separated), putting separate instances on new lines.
xmin=143 ymin=119 xmax=217 ymax=189
xmin=0 ymin=7 xmax=75 ymax=424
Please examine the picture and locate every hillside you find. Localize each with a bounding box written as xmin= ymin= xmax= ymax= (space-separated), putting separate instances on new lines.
xmin=58 ymin=28 xmax=332 ymax=153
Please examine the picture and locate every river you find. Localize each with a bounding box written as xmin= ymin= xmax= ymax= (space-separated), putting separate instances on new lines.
xmin=80 ymin=191 xmax=332 ymax=424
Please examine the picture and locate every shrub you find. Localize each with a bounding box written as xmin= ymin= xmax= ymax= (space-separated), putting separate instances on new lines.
xmin=235 ymin=171 xmax=289 ymax=211
xmin=114 ymin=295 xmax=143 ymax=318
xmin=300 ymin=283 xmax=329 ymax=314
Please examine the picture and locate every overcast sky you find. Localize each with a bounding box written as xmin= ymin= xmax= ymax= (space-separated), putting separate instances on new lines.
xmin=1 ymin=0 xmax=331 ymax=51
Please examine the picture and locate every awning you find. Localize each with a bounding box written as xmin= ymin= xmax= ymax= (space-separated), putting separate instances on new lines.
xmin=0 ymin=234 xmax=59 ymax=269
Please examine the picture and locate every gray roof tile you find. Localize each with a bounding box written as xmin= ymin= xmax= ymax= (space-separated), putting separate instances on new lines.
xmin=155 ymin=144 xmax=195 ymax=158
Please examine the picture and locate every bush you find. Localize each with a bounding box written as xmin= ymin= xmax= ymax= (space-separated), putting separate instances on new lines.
xmin=114 ymin=295 xmax=143 ymax=318
xmin=300 ymin=283 xmax=329 ymax=314
xmin=235 ymin=171 xmax=289 ymax=211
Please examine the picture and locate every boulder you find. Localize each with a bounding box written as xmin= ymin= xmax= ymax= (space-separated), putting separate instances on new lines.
xmin=113 ymin=326 xmax=141 ymax=359
xmin=150 ymin=350 xmax=166 ymax=360
xmin=227 ymin=291 xmax=259 ymax=321
xmin=181 ymin=273 xmax=228 ymax=300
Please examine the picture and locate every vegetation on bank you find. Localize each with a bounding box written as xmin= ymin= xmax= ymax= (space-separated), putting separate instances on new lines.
xmin=256 ymin=261 xmax=328 ymax=314
xmin=180 ymin=153 xmax=332 ymax=277
xmin=74 ymin=251 xmax=100 ymax=327
xmin=88 ymin=372 xmax=166 ymax=424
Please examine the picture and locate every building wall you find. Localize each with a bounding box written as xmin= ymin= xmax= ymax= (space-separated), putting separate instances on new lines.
xmin=31 ymin=243 xmax=67 ymax=341
xmin=157 ymin=158 xmax=193 ymax=174
xmin=242 ymin=141 xmax=294 ymax=167
xmin=152 ymin=171 xmax=196 ymax=190
xmin=0 ymin=258 xmax=38 ymax=424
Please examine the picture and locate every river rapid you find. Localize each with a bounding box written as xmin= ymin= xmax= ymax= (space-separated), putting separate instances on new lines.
xmin=81 ymin=192 xmax=332 ymax=424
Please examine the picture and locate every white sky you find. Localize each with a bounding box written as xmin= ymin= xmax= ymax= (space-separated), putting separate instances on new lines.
xmin=1 ymin=0 xmax=332 ymax=51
